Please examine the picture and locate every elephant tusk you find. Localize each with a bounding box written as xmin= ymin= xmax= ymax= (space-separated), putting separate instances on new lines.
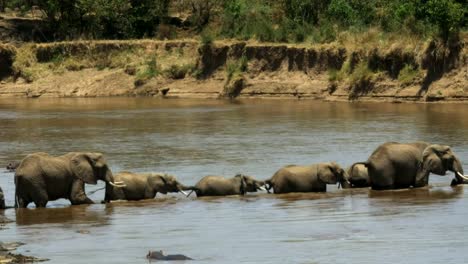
xmin=114 ymin=181 xmax=125 ymax=184
xmin=179 ymin=190 xmax=189 ymax=196
xmin=258 ymin=186 xmax=267 ymax=191
xmin=456 ymin=172 xmax=468 ymax=181
xmin=109 ymin=182 xmax=126 ymax=188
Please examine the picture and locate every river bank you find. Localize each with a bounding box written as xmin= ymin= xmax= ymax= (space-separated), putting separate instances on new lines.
xmin=0 ymin=36 xmax=466 ymax=102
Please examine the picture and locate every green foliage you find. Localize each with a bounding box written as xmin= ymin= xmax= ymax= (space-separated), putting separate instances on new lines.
xmin=284 ymin=0 xmax=330 ymax=25
xmin=5 ymin=0 xmax=466 ymax=43
xmin=398 ymin=64 xmax=420 ymax=85
xmin=135 ymin=55 xmax=159 ymax=86
xmin=349 ymin=61 xmax=373 ymax=85
xmin=226 ymin=56 xmax=248 ymax=81
xmin=423 ymin=0 xmax=465 ymax=41
xmin=326 ymin=0 xmax=357 ymax=27
xmin=164 ymin=64 xmax=195 ymax=79
xmin=10 ymin=0 xmax=170 ymax=39
xmin=200 ymin=31 xmax=214 ymax=47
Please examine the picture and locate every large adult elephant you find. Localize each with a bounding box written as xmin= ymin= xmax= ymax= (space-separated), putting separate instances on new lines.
xmin=357 ymin=141 xmax=468 ymax=190
xmin=14 ymin=152 xmax=125 ymax=208
xmin=194 ymin=174 xmax=265 ymax=197
xmin=341 ymin=163 xmax=370 ymax=188
xmin=265 ymin=162 xmax=349 ymax=193
xmin=104 ymin=172 xmax=194 ymax=202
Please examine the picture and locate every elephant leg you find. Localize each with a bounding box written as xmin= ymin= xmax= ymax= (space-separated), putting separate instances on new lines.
xmin=70 ymin=180 xmax=94 ymax=205
xmin=31 ymin=191 xmax=48 ymax=208
xmin=34 ymin=200 xmax=48 ymax=208
xmin=369 ymin=166 xmax=395 ymax=190
xmin=15 ymin=196 xmax=30 ymax=208
xmin=144 ymin=188 xmax=157 ymax=199
xmin=26 ymin=182 xmax=49 ymax=208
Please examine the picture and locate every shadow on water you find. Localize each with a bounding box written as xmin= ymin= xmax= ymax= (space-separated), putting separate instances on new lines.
xmin=14 ymin=204 xmax=110 ymax=226
xmin=368 ymin=185 xmax=464 ymax=205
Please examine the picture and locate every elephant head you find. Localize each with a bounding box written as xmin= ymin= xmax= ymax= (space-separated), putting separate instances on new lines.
xmin=149 ymin=173 xmax=192 ymax=196
xmin=70 ymin=153 xmax=124 ymax=187
xmin=6 ymin=161 xmax=19 ymax=172
xmin=416 ymin=145 xmax=467 ymax=186
xmin=318 ymin=162 xmax=350 ymax=187
xmin=236 ymin=174 xmax=265 ymax=194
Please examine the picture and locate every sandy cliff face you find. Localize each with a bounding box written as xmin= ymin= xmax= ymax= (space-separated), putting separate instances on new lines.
xmin=0 ymin=38 xmax=466 ymax=102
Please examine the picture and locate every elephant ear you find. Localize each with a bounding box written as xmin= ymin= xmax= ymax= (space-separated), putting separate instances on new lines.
xmin=71 ymin=153 xmax=98 ymax=185
xmin=422 ymin=145 xmax=446 ymax=175
xmin=235 ymin=174 xmax=246 ymax=195
xmin=318 ymin=163 xmax=338 ymax=184
xmin=159 ymin=174 xmax=168 ymax=185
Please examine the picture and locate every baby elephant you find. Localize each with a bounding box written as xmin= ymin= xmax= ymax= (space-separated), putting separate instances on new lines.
xmin=6 ymin=161 xmax=19 ymax=172
xmin=194 ymin=174 xmax=265 ymax=197
xmin=104 ymin=172 xmax=193 ymax=202
xmin=147 ymin=250 xmax=193 ymax=261
xmin=342 ymin=163 xmax=370 ymax=188
xmin=265 ymin=162 xmax=349 ymax=193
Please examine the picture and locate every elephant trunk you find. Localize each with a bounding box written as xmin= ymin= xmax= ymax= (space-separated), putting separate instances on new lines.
xmin=104 ymin=169 xmax=126 ymax=188
xmin=452 ymin=158 xmax=468 ymax=185
xmin=177 ymin=184 xmax=197 ymax=197
xmin=337 ymin=170 xmax=350 ymax=189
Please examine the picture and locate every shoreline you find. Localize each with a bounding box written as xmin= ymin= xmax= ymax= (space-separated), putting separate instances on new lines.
xmin=0 ymin=38 xmax=466 ymax=103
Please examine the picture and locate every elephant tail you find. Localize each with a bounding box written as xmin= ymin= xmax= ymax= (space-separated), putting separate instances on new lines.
xmin=14 ymin=174 xmax=21 ymax=208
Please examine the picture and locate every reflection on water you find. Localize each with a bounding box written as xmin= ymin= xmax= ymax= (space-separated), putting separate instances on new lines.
xmin=0 ymin=98 xmax=468 ymax=263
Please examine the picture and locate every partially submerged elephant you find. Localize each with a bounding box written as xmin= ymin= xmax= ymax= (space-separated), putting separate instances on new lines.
xmin=357 ymin=141 xmax=468 ymax=190
xmin=6 ymin=161 xmax=19 ymax=172
xmin=0 ymin=186 xmax=5 ymax=209
xmin=342 ymin=163 xmax=370 ymax=188
xmin=265 ymin=162 xmax=349 ymax=193
xmin=146 ymin=250 xmax=193 ymax=261
xmin=194 ymin=174 xmax=265 ymax=197
xmin=14 ymin=152 xmax=125 ymax=208
xmin=104 ymin=172 xmax=193 ymax=202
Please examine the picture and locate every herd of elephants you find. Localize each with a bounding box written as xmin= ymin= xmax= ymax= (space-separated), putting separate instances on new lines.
xmin=0 ymin=141 xmax=467 ymax=209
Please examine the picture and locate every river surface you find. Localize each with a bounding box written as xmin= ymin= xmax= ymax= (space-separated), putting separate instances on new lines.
xmin=0 ymin=98 xmax=467 ymax=264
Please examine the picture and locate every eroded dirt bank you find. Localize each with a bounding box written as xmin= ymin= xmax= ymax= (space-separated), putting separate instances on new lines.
xmin=0 ymin=38 xmax=466 ymax=102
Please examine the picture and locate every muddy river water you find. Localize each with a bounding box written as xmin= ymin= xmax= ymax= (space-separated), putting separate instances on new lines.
xmin=0 ymin=98 xmax=467 ymax=263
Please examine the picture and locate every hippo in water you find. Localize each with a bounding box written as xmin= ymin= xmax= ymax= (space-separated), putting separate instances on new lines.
xmin=146 ymin=250 xmax=193 ymax=261
xmin=6 ymin=161 xmax=20 ymax=172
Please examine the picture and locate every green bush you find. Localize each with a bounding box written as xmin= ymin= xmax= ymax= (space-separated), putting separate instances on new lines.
xmin=135 ymin=55 xmax=159 ymax=86
xmin=423 ymin=0 xmax=465 ymax=41
xmin=398 ymin=64 xmax=420 ymax=85
xmin=164 ymin=64 xmax=195 ymax=79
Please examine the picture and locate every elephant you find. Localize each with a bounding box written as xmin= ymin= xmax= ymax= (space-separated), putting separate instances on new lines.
xmin=265 ymin=162 xmax=349 ymax=194
xmin=14 ymin=152 xmax=125 ymax=208
xmin=341 ymin=163 xmax=370 ymax=188
xmin=356 ymin=141 xmax=468 ymax=190
xmin=104 ymin=172 xmax=194 ymax=202
xmin=146 ymin=250 xmax=193 ymax=261
xmin=0 ymin=186 xmax=5 ymax=209
xmin=6 ymin=161 xmax=19 ymax=172
xmin=193 ymin=174 xmax=265 ymax=197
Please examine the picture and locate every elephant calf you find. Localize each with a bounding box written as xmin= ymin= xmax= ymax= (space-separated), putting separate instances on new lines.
xmin=194 ymin=174 xmax=265 ymax=197
xmin=265 ymin=162 xmax=349 ymax=194
xmin=342 ymin=163 xmax=370 ymax=188
xmin=104 ymin=172 xmax=193 ymax=202
xmin=0 ymin=186 xmax=5 ymax=209
xmin=6 ymin=161 xmax=19 ymax=172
